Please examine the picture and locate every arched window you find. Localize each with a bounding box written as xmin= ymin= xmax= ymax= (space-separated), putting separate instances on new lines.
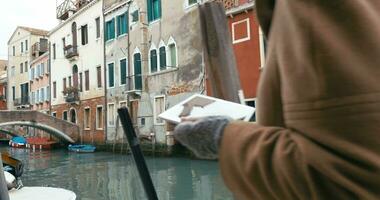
xmin=70 ymin=108 xmax=77 ymax=124
xmin=159 ymin=40 xmax=166 ymax=71
xmin=149 ymin=43 xmax=158 ymax=73
xmin=167 ymin=37 xmax=177 ymax=67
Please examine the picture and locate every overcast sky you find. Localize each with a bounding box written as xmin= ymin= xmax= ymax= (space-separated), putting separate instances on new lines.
xmin=0 ymin=0 xmax=58 ymax=60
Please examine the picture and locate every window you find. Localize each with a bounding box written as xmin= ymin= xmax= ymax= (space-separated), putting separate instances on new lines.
xmin=133 ymin=52 xmax=142 ymax=90
xmin=108 ymin=103 xmax=115 ymax=126
xmin=25 ymin=61 xmax=28 ymax=73
xmin=117 ymin=13 xmax=128 ymax=36
xmin=62 ymin=37 xmax=66 ymax=48
xmin=11 ymin=66 xmax=15 ymax=77
xmin=81 ymin=25 xmax=88 ymax=45
xmin=168 ymin=38 xmax=177 ymax=67
xmin=52 ymin=44 xmax=56 ymax=59
xmin=154 ymin=96 xmax=165 ymax=124
xmin=52 ymin=112 xmax=57 ymax=118
xmin=63 ymin=111 xmax=68 ymax=121
xmin=95 ymin=17 xmax=101 ymax=38
xmin=12 ymin=86 xmax=15 ymax=101
xmin=25 ymin=40 xmax=28 ymax=51
xmin=21 ymin=42 xmax=23 ymax=53
xmin=85 ymin=70 xmax=89 ymax=91
xmin=53 ymin=81 xmax=56 ymax=98
xmin=147 ymin=0 xmax=161 ymax=22
xmin=20 ymin=63 xmax=23 ymax=74
xmin=120 ymin=59 xmax=127 ymax=85
xmin=63 ymin=78 xmax=67 ymax=91
xmin=96 ymin=106 xmax=103 ymax=130
xmin=131 ymin=10 xmax=139 ymax=23
xmin=108 ymin=63 xmax=115 ymax=88
xmin=150 ymin=49 xmax=158 ymax=73
xmin=12 ymin=46 xmax=15 ymax=56
xmin=246 ymin=99 xmax=256 ymax=121
xmin=188 ymin=0 xmax=198 ymax=6
xmin=105 ymin=19 xmax=115 ymax=41
xmin=232 ymin=18 xmax=251 ymax=44
xmin=40 ymin=62 xmax=44 ymax=75
xmin=46 ymin=86 xmax=50 ymax=100
xmin=97 ymin=66 xmax=102 ymax=88
xmin=68 ymin=76 xmax=72 ymax=87
xmin=84 ymin=107 xmax=91 ymax=129
xmin=159 ymin=46 xmax=166 ymax=70
xmin=79 ymin=72 xmax=83 ymax=91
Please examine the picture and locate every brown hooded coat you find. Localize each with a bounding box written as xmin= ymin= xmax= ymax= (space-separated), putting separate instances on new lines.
xmin=219 ymin=0 xmax=380 ymax=199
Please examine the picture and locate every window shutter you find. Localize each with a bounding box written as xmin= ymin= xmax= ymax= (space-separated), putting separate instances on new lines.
xmin=159 ymin=46 xmax=166 ymax=70
xmin=147 ymin=0 xmax=152 ymax=22
xmin=158 ymin=0 xmax=162 ymax=19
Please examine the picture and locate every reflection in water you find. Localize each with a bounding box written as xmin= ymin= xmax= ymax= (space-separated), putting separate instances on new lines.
xmin=1 ymin=147 xmax=233 ymax=200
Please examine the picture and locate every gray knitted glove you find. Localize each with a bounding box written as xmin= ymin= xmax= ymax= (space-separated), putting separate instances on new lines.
xmin=174 ymin=116 xmax=232 ymax=159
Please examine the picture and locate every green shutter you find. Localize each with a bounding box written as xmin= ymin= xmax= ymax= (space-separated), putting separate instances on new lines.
xmin=147 ymin=0 xmax=152 ymax=22
xmin=120 ymin=59 xmax=127 ymax=85
xmin=108 ymin=63 xmax=114 ymax=87
xmin=117 ymin=16 xmax=121 ymax=36
xmin=159 ymin=46 xmax=166 ymax=70
xmin=125 ymin=12 xmax=129 ymax=34
xmin=150 ymin=50 xmax=157 ymax=73
xmin=111 ymin=18 xmax=115 ymax=39
xmin=134 ymin=53 xmax=142 ymax=90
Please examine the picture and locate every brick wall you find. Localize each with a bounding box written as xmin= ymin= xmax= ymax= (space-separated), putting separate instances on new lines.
xmin=51 ymin=96 xmax=105 ymax=144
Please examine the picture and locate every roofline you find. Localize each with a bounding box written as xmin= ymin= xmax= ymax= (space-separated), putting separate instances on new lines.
xmin=7 ymin=26 xmax=49 ymax=45
xmin=48 ymin=0 xmax=100 ymax=36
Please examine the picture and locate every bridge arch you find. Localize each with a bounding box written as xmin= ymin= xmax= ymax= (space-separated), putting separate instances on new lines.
xmin=0 ymin=121 xmax=75 ymax=143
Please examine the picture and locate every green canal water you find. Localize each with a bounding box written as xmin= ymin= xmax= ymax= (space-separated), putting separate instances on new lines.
xmin=1 ymin=146 xmax=234 ymax=200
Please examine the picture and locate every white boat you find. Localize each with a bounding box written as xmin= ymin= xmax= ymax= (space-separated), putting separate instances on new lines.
xmin=9 ymin=187 xmax=76 ymax=200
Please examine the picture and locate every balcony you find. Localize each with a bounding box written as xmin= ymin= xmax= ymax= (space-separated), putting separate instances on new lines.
xmin=64 ymin=87 xmax=79 ymax=103
xmin=14 ymin=96 xmax=30 ymax=107
xmin=64 ymin=45 xmax=79 ymax=59
xmin=56 ymin=0 xmax=76 ymax=20
xmin=31 ymin=39 xmax=48 ymax=58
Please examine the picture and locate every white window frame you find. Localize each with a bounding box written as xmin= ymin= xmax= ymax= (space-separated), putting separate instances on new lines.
xmin=107 ymin=61 xmax=115 ymax=89
xmin=148 ymin=43 xmax=158 ymax=74
xmin=119 ymin=57 xmax=128 ymax=86
xmin=259 ymin=27 xmax=266 ymax=69
xmin=84 ymin=106 xmax=91 ymax=130
xmin=96 ymin=105 xmax=104 ymax=130
xmin=167 ymin=36 xmax=178 ymax=68
xmin=232 ymin=18 xmax=251 ymax=44
xmin=107 ymin=103 xmax=116 ymax=127
xmin=153 ymin=95 xmax=165 ymax=125
xmin=184 ymin=0 xmax=199 ymax=10
xmin=129 ymin=2 xmax=139 ymax=27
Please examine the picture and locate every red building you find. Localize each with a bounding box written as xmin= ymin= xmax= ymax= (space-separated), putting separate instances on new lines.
xmin=0 ymin=60 xmax=7 ymax=110
xmin=209 ymin=0 xmax=266 ymax=115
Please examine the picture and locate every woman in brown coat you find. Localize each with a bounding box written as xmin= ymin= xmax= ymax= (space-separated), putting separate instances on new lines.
xmin=174 ymin=0 xmax=380 ymax=199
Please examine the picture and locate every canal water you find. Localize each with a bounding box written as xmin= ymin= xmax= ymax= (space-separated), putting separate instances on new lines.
xmin=1 ymin=147 xmax=233 ymax=200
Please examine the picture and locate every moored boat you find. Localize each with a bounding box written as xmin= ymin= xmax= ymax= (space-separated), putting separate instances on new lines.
xmin=68 ymin=144 xmax=96 ymax=153
xmin=9 ymin=137 xmax=27 ymax=148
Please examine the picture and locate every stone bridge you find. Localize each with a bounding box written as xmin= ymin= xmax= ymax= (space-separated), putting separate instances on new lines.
xmin=0 ymin=111 xmax=79 ymax=143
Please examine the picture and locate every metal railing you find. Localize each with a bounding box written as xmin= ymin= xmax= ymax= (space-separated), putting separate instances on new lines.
xmin=56 ymin=0 xmax=76 ymax=20
xmin=64 ymin=45 xmax=79 ymax=59
xmin=14 ymin=96 xmax=30 ymax=106
xmin=65 ymin=90 xmax=79 ymax=103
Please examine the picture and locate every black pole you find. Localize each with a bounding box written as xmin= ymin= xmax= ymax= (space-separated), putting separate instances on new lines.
xmin=118 ymin=108 xmax=158 ymax=200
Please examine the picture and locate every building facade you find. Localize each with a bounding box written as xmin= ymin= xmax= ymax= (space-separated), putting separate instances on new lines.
xmin=29 ymin=52 xmax=50 ymax=113
xmin=7 ymin=27 xmax=49 ymax=110
xmin=0 ymin=60 xmax=7 ymax=110
xmin=104 ymin=0 xmax=205 ymax=144
xmin=49 ymin=0 xmax=105 ymax=144
xmin=226 ymin=0 xmax=265 ymax=110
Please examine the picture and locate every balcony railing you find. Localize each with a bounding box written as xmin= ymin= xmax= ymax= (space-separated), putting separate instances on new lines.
xmin=64 ymin=90 xmax=79 ymax=103
xmin=31 ymin=41 xmax=48 ymax=55
xmin=64 ymin=45 xmax=79 ymax=59
xmin=56 ymin=0 xmax=76 ymax=20
xmin=14 ymin=96 xmax=30 ymax=106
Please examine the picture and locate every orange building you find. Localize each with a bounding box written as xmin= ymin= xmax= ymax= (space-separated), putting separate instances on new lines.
xmin=29 ymin=52 xmax=50 ymax=113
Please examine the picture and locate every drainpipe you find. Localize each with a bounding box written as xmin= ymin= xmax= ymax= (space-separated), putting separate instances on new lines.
xmin=127 ymin=1 xmax=132 ymax=125
xmin=48 ymin=42 xmax=52 ymax=114
xmin=102 ymin=0 xmax=108 ymax=144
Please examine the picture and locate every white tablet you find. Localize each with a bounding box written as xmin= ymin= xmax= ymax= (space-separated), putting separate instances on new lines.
xmin=158 ymin=94 xmax=255 ymax=124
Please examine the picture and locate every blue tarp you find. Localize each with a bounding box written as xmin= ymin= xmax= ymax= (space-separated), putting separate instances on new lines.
xmin=11 ymin=136 xmax=26 ymax=144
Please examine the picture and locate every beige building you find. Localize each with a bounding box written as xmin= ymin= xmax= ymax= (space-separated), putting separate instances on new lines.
xmin=7 ymin=26 xmax=49 ymax=110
